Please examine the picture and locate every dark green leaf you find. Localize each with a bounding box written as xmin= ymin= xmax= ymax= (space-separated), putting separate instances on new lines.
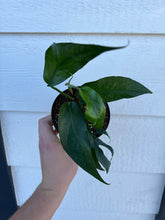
xmin=83 ymin=76 xmax=152 ymax=103
xmin=94 ymin=128 xmax=110 ymax=138
xmin=58 ymin=101 xmax=109 ymax=184
xmin=93 ymin=136 xmax=113 ymax=173
xmin=95 ymin=146 xmax=111 ymax=173
xmin=78 ymin=86 xmax=106 ymax=129
xmin=89 ymin=135 xmax=105 ymax=171
xmin=43 ymin=42 xmax=127 ymax=86
xmin=95 ymin=138 xmax=114 ymax=157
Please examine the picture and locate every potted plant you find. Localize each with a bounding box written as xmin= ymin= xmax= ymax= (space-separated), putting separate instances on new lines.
xmin=43 ymin=42 xmax=152 ymax=184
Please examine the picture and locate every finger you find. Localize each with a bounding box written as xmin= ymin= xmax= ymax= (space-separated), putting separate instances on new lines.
xmin=39 ymin=115 xmax=53 ymax=126
xmin=39 ymin=116 xmax=61 ymax=140
xmin=39 ymin=116 xmax=54 ymax=134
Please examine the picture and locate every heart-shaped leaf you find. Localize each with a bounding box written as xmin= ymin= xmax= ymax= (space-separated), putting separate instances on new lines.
xmin=43 ymin=43 xmax=126 ymax=86
xmin=58 ymin=101 xmax=109 ymax=184
xmin=83 ymin=76 xmax=152 ymax=103
xmin=78 ymin=86 xmax=106 ymax=129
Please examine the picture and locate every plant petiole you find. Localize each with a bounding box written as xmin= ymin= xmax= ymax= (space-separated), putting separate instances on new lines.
xmin=50 ymin=86 xmax=75 ymax=100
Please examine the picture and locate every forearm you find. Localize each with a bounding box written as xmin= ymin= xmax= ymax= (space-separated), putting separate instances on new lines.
xmin=9 ymin=183 xmax=69 ymax=220
xmin=9 ymin=115 xmax=78 ymax=220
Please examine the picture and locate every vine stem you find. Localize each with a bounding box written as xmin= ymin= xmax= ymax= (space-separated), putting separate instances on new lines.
xmin=50 ymin=86 xmax=75 ymax=100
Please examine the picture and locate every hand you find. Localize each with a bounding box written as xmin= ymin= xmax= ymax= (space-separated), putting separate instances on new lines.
xmin=9 ymin=115 xmax=78 ymax=220
xmin=38 ymin=115 xmax=78 ymax=193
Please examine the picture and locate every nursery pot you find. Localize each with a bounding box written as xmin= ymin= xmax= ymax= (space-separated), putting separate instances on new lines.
xmin=51 ymin=88 xmax=110 ymax=137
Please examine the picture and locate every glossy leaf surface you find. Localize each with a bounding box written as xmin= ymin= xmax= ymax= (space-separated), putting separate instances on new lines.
xmin=43 ymin=42 xmax=126 ymax=86
xmin=78 ymin=86 xmax=106 ymax=129
xmin=84 ymin=76 xmax=152 ymax=103
xmin=58 ymin=101 xmax=109 ymax=184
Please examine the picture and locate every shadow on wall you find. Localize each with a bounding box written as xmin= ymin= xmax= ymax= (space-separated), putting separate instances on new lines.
xmin=155 ymin=187 xmax=165 ymax=220
xmin=0 ymin=123 xmax=18 ymax=220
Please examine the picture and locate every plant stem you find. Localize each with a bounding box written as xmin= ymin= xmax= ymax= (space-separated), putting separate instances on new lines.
xmin=68 ymin=84 xmax=77 ymax=89
xmin=50 ymin=86 xmax=75 ymax=100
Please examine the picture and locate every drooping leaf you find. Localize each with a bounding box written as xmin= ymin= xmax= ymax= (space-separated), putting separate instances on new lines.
xmin=93 ymin=128 xmax=110 ymax=138
xmin=58 ymin=101 xmax=109 ymax=184
xmin=83 ymin=76 xmax=152 ymax=103
xmin=78 ymin=86 xmax=106 ymax=129
xmin=93 ymin=135 xmax=113 ymax=173
xmin=95 ymin=137 xmax=114 ymax=157
xmin=95 ymin=145 xmax=111 ymax=173
xmin=43 ymin=42 xmax=127 ymax=86
xmin=89 ymin=135 xmax=105 ymax=171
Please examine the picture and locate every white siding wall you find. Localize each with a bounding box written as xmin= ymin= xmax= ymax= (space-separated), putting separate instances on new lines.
xmin=0 ymin=1 xmax=165 ymax=219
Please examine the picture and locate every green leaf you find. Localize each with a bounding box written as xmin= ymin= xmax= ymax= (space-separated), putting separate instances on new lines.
xmin=95 ymin=138 xmax=114 ymax=157
xmin=95 ymin=146 xmax=111 ymax=173
xmin=78 ymin=86 xmax=106 ymax=129
xmin=89 ymin=135 xmax=105 ymax=171
xmin=93 ymin=136 xmax=113 ymax=173
xmin=83 ymin=76 xmax=152 ymax=103
xmin=43 ymin=42 xmax=127 ymax=86
xmin=93 ymin=128 xmax=110 ymax=138
xmin=58 ymin=101 xmax=109 ymax=184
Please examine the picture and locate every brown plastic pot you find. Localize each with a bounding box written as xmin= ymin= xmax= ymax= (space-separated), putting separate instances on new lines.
xmin=51 ymin=88 xmax=110 ymax=137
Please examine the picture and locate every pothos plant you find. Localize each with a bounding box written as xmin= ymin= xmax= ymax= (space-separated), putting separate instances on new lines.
xmin=43 ymin=42 xmax=152 ymax=184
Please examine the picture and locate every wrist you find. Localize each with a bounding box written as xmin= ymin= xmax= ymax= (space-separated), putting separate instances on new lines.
xmin=9 ymin=182 xmax=66 ymax=220
xmin=37 ymin=181 xmax=68 ymax=202
xmin=31 ymin=182 xmax=68 ymax=217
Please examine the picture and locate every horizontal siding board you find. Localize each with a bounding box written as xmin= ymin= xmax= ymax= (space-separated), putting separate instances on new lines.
xmin=54 ymin=212 xmax=155 ymax=220
xmin=11 ymin=166 xmax=165 ymax=214
xmin=0 ymin=34 xmax=165 ymax=116
xmin=1 ymin=34 xmax=165 ymax=83
xmin=1 ymin=2 xmax=164 ymax=218
xmin=0 ymin=0 xmax=165 ymax=33
xmin=1 ymin=112 xmax=165 ymax=174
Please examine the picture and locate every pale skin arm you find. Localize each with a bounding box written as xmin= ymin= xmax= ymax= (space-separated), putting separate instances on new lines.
xmin=9 ymin=115 xmax=78 ymax=220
